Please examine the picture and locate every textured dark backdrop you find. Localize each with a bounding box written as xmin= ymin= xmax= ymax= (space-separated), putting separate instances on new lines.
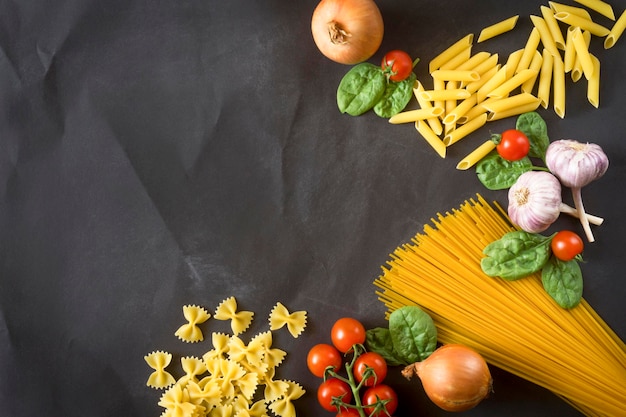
xmin=1 ymin=0 xmax=625 ymax=416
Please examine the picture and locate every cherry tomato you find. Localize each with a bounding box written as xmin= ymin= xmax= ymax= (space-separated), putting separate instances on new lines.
xmin=497 ymin=129 xmax=530 ymax=161
xmin=362 ymin=384 xmax=399 ymax=416
xmin=551 ymin=230 xmax=584 ymax=261
xmin=381 ymin=50 xmax=413 ymax=82
xmin=317 ymin=378 xmax=353 ymax=412
xmin=331 ymin=317 xmax=366 ymax=353
xmin=336 ymin=409 xmax=361 ymax=417
xmin=307 ymin=343 xmax=343 ymax=377
xmin=354 ymin=351 xmax=387 ymax=386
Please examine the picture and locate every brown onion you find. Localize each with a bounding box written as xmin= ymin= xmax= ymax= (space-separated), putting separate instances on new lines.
xmin=402 ymin=344 xmax=493 ymax=412
xmin=311 ymin=0 xmax=384 ymax=65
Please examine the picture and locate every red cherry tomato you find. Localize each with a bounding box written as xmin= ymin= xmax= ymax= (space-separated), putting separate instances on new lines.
xmin=362 ymin=384 xmax=399 ymax=416
xmin=551 ymin=230 xmax=584 ymax=261
xmin=354 ymin=352 xmax=387 ymax=386
xmin=336 ymin=409 xmax=361 ymax=417
xmin=317 ymin=378 xmax=353 ymax=412
xmin=331 ymin=317 xmax=366 ymax=353
xmin=497 ymin=129 xmax=530 ymax=161
xmin=307 ymin=343 xmax=343 ymax=377
xmin=381 ymin=50 xmax=413 ymax=81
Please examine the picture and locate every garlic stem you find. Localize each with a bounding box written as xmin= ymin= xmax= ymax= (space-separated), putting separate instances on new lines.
xmin=572 ymin=187 xmax=594 ymax=242
xmin=559 ymin=203 xmax=604 ymax=226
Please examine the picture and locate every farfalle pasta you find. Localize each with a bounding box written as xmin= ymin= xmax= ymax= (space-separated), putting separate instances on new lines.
xmin=146 ymin=297 xmax=308 ymax=416
xmin=268 ymin=302 xmax=307 ymax=338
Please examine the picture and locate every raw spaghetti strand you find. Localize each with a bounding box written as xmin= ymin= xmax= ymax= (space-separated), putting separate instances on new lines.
xmin=374 ymin=195 xmax=626 ymax=416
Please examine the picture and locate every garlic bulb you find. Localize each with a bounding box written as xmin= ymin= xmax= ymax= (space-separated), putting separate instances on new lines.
xmin=508 ymin=171 xmax=562 ymax=233
xmin=545 ymin=140 xmax=609 ymax=188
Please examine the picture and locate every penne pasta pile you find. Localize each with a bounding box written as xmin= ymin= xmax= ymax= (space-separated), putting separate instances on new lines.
xmin=389 ymin=0 xmax=626 ymax=167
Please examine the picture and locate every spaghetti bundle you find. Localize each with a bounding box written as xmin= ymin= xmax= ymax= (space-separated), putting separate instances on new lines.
xmin=375 ymin=195 xmax=626 ymax=416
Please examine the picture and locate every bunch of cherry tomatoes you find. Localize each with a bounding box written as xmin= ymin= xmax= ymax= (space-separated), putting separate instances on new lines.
xmin=307 ymin=317 xmax=398 ymax=417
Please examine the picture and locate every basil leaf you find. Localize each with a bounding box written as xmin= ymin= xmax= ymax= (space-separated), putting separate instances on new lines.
xmin=542 ymin=257 xmax=583 ymax=309
xmin=516 ymin=112 xmax=550 ymax=160
xmin=389 ymin=306 xmax=437 ymax=364
xmin=365 ymin=327 xmax=405 ymax=366
xmin=373 ymin=72 xmax=416 ymax=118
xmin=475 ymin=151 xmax=532 ymax=190
xmin=337 ymin=63 xmax=386 ymax=116
xmin=481 ymin=230 xmax=552 ymax=280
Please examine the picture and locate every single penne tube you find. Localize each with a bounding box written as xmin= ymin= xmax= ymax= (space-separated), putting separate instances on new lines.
xmin=456 ymin=140 xmax=497 ymax=170
xmin=429 ymin=34 xmax=474 ymax=72
xmin=455 ymin=51 xmax=492 ymax=71
xmin=415 ymin=120 xmax=446 ymax=158
xmin=476 ymin=64 xmax=508 ymax=102
xmin=459 ymin=101 xmax=491 ymax=124
xmin=521 ymin=51 xmax=543 ymax=93
xmin=443 ymin=94 xmax=478 ymax=125
xmin=471 ymin=53 xmax=499 ymax=75
xmin=443 ymin=113 xmax=488 ymax=146
xmin=477 ymin=15 xmax=519 ymax=43
xmin=605 ymin=9 xmax=626 ymax=49
xmin=571 ymin=29 xmax=591 ymax=82
xmin=439 ymin=46 xmax=473 ymax=70
xmin=487 ymin=101 xmax=542 ymax=121
xmin=487 ymin=69 xmax=538 ymax=99
xmin=573 ymin=0 xmax=615 ymax=20
xmin=505 ymin=49 xmax=524 ymax=77
xmin=587 ymin=54 xmax=600 ymax=108
xmin=537 ymin=48 xmax=554 ymax=108
xmin=549 ymin=2 xmax=592 ymax=19
xmin=431 ymin=69 xmax=480 ymax=82
xmin=420 ymin=88 xmax=472 ymax=101
xmin=554 ymin=12 xmax=611 ymax=37
xmin=530 ymin=15 xmax=560 ymax=57
xmin=516 ymin=27 xmax=541 ymax=74
xmin=466 ymin=64 xmax=500 ymax=94
xmin=540 ymin=6 xmax=567 ymax=50
xmin=413 ymin=81 xmax=444 ymax=135
xmin=432 ymin=78 xmax=446 ymax=111
xmin=563 ymin=26 xmax=577 ymax=72
xmin=571 ymin=26 xmax=595 ymax=80
xmin=445 ymin=81 xmax=459 ymax=120
xmin=482 ymin=93 xmax=541 ymax=114
xmin=553 ymin=53 xmax=566 ymax=118
xmin=389 ymin=107 xmax=445 ymax=124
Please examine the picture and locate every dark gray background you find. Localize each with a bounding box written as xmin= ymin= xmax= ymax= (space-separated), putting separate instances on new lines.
xmin=1 ymin=0 xmax=625 ymax=416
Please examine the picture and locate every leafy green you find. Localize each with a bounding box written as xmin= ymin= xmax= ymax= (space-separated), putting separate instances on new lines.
xmin=388 ymin=306 xmax=437 ymax=364
xmin=516 ymin=111 xmax=550 ymax=161
xmin=542 ymin=257 xmax=583 ymax=309
xmin=337 ymin=63 xmax=386 ymax=116
xmin=364 ymin=327 xmax=405 ymax=366
xmin=373 ymin=73 xmax=416 ymax=118
xmin=481 ymin=230 xmax=553 ymax=280
xmin=475 ymin=151 xmax=533 ymax=190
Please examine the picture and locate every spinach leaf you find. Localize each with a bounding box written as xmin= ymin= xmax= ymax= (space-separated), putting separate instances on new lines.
xmin=365 ymin=327 xmax=405 ymax=366
xmin=542 ymin=257 xmax=583 ymax=309
xmin=389 ymin=306 xmax=437 ymax=364
xmin=373 ymin=72 xmax=416 ymax=118
xmin=337 ymin=63 xmax=386 ymax=116
xmin=481 ymin=230 xmax=552 ymax=280
xmin=475 ymin=151 xmax=532 ymax=190
xmin=516 ymin=112 xmax=550 ymax=161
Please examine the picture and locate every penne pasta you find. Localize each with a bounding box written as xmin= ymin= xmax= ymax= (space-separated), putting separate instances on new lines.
xmin=439 ymin=46 xmax=473 ymax=70
xmin=516 ymin=27 xmax=541 ymax=74
xmin=487 ymin=100 xmax=542 ymax=121
xmin=587 ymin=54 xmax=600 ymax=108
xmin=459 ymin=102 xmax=490 ymax=125
xmin=549 ymin=1 xmax=592 ymax=20
xmin=552 ymin=53 xmax=566 ymax=118
xmin=456 ymin=140 xmax=497 ymax=170
xmin=471 ymin=53 xmax=500 ymax=75
xmin=573 ymin=0 xmax=615 ymax=20
xmin=605 ymin=9 xmax=626 ymax=49
xmin=455 ymin=52 xmax=492 ymax=71
xmin=571 ymin=26 xmax=595 ymax=80
xmin=429 ymin=34 xmax=474 ymax=72
xmin=554 ymin=12 xmax=611 ymax=37
xmin=389 ymin=107 xmax=445 ymax=124
xmin=443 ymin=113 xmax=488 ymax=146
xmin=466 ymin=64 xmax=500 ymax=94
xmin=571 ymin=29 xmax=591 ymax=82
xmin=537 ymin=48 xmax=554 ymax=108
xmin=432 ymin=78 xmax=446 ymax=111
xmin=431 ymin=69 xmax=480 ymax=82
xmin=477 ymin=15 xmax=520 ymax=43
xmin=443 ymin=94 xmax=478 ymax=125
xmin=505 ymin=49 xmax=524 ymax=77
xmin=420 ymin=88 xmax=472 ymax=102
xmin=521 ymin=51 xmax=543 ymax=93
xmin=530 ymin=15 xmax=560 ymax=57
xmin=540 ymin=6 xmax=566 ymax=50
xmin=415 ymin=120 xmax=446 ymax=158
xmin=445 ymin=81 xmax=460 ymax=120
xmin=476 ymin=64 xmax=509 ymax=102
xmin=413 ymin=81 xmax=444 ymax=135
xmin=482 ymin=93 xmax=541 ymax=114
xmin=487 ymin=69 xmax=538 ymax=99
xmin=563 ymin=26 xmax=577 ymax=72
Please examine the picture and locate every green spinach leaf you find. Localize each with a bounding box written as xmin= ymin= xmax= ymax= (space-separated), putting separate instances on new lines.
xmin=542 ymin=257 xmax=583 ymax=309
xmin=365 ymin=327 xmax=405 ymax=366
xmin=389 ymin=305 xmax=437 ymax=364
xmin=481 ymin=230 xmax=552 ymax=280
xmin=337 ymin=63 xmax=386 ymax=116
xmin=516 ymin=112 xmax=550 ymax=161
xmin=475 ymin=151 xmax=532 ymax=190
xmin=373 ymin=72 xmax=416 ymax=118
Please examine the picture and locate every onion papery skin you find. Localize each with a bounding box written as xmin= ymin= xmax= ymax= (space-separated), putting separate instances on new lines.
xmin=311 ymin=0 xmax=384 ymax=65
xmin=508 ymin=171 xmax=562 ymax=233
xmin=413 ymin=344 xmax=492 ymax=412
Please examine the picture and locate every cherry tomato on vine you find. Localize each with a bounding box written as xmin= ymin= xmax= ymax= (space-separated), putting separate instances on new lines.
xmin=318 ymin=378 xmax=353 ymax=412
xmin=331 ymin=317 xmax=366 ymax=353
xmin=307 ymin=343 xmax=343 ymax=377
xmin=336 ymin=409 xmax=361 ymax=417
xmin=381 ymin=50 xmax=413 ymax=81
xmin=551 ymin=230 xmax=584 ymax=261
xmin=354 ymin=351 xmax=387 ymax=386
xmin=362 ymin=384 xmax=399 ymax=416
xmin=497 ymin=129 xmax=530 ymax=161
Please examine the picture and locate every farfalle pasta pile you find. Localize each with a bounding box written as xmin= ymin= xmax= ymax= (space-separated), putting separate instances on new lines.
xmin=144 ymin=297 xmax=308 ymax=417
